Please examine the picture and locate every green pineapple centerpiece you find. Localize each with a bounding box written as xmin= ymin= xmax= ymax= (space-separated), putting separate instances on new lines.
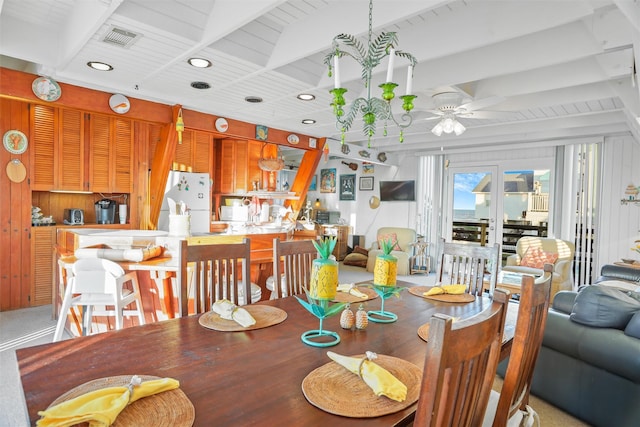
xmin=309 ymin=236 xmax=339 ymax=300
xmin=373 ymin=238 xmax=398 ymax=287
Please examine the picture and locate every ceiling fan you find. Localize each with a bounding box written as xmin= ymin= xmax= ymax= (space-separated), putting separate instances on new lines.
xmin=420 ymin=92 xmax=511 ymax=136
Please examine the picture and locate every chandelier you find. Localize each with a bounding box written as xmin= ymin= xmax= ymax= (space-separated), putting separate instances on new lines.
xmin=324 ymin=0 xmax=417 ymax=147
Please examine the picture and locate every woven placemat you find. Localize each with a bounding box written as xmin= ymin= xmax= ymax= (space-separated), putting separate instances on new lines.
xmin=407 ymin=286 xmax=475 ymax=303
xmin=417 ymin=323 xmax=430 ymax=342
xmin=301 ymin=354 xmax=422 ymax=418
xmin=198 ymin=305 xmax=287 ymax=332
xmin=332 ymin=286 xmax=379 ymax=303
xmin=46 ymin=375 xmax=194 ymax=427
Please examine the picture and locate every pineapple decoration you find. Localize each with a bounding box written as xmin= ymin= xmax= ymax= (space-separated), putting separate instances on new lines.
xmin=355 ymin=304 xmax=368 ymax=330
xmin=310 ymin=236 xmax=339 ymax=300
xmin=373 ymin=238 xmax=398 ymax=287
xmin=340 ymin=303 xmax=355 ymax=329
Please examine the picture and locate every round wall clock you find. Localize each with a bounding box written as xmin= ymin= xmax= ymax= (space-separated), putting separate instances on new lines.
xmin=3 ymin=130 xmax=28 ymax=154
xmin=32 ymin=76 xmax=61 ymax=102
xmin=109 ymin=94 xmax=130 ymax=114
xmin=215 ymin=117 xmax=229 ymax=133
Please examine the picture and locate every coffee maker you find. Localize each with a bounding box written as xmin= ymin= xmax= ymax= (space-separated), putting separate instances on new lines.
xmin=95 ymin=199 xmax=116 ymax=224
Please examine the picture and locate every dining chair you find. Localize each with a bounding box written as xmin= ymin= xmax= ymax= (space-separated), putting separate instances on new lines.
xmin=53 ymin=258 xmax=145 ymax=342
xmin=435 ymin=238 xmax=500 ymax=296
xmin=177 ymin=238 xmax=254 ymax=316
xmin=414 ymin=288 xmax=510 ymax=426
xmin=267 ymin=238 xmax=317 ymax=299
xmin=482 ymin=264 xmax=553 ymax=427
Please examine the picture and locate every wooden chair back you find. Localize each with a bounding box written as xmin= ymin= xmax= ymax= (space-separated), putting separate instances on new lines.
xmin=414 ymin=288 xmax=510 ymax=426
xmin=272 ymin=238 xmax=317 ymax=298
xmin=490 ymin=264 xmax=553 ymax=426
xmin=177 ymin=238 xmax=252 ymax=316
xmin=435 ymin=238 xmax=500 ymax=296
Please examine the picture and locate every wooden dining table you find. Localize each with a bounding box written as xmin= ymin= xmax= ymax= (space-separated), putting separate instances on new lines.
xmin=17 ymin=280 xmax=516 ymax=426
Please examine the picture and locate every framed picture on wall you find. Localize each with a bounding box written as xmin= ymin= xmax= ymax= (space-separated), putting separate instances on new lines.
xmin=309 ymin=175 xmax=317 ymax=191
xmin=340 ymin=174 xmax=356 ymax=200
xmin=359 ymin=176 xmax=374 ymax=191
xmin=320 ymin=168 xmax=336 ymax=193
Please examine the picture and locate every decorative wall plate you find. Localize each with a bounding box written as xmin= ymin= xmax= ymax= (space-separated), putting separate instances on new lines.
xmin=287 ymin=134 xmax=300 ymax=145
xmin=215 ymin=117 xmax=229 ymax=132
xmin=32 ymin=76 xmax=61 ymax=101
xmin=256 ymin=125 xmax=268 ymax=141
xmin=109 ymin=93 xmax=130 ymax=114
xmin=3 ymin=130 xmax=28 ymax=154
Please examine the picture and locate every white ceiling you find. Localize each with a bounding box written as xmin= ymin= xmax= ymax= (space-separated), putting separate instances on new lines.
xmin=1 ymin=0 xmax=639 ymax=157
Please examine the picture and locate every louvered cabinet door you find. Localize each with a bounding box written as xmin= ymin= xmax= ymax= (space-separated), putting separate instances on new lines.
xmin=57 ymin=109 xmax=85 ymax=191
xmin=193 ymin=131 xmax=212 ymax=174
xmin=31 ymin=105 xmax=56 ymax=190
xmin=89 ymin=113 xmax=111 ymax=192
xmin=173 ymin=130 xmax=193 ymax=170
xmin=31 ymin=227 xmax=54 ymax=306
xmin=112 ymin=118 xmax=133 ymax=193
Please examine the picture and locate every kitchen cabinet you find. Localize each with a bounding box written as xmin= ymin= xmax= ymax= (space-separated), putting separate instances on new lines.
xmin=320 ymin=224 xmax=350 ymax=261
xmin=174 ymin=130 xmax=213 ymax=174
xmin=31 ymin=227 xmax=55 ymax=306
xmin=31 ymin=105 xmax=85 ymax=191
xmin=89 ymin=114 xmax=133 ymax=193
xmin=218 ymin=139 xmax=263 ymax=194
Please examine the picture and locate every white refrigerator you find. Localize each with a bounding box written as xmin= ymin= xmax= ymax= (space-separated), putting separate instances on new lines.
xmin=158 ymin=171 xmax=211 ymax=234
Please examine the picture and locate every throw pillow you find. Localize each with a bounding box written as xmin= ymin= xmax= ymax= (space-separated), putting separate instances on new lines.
xmin=569 ymin=285 xmax=640 ymax=329
xmin=597 ymin=280 xmax=640 ymax=293
xmin=343 ymin=252 xmax=368 ymax=268
xmin=519 ymin=247 xmax=559 ymax=269
xmin=378 ymin=233 xmax=402 ymax=251
xmin=352 ymin=245 xmax=369 ymax=256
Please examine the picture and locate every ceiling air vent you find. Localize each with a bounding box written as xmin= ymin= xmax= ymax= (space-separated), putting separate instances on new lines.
xmin=102 ymin=26 xmax=143 ymax=48
xmin=191 ymin=81 xmax=211 ymax=90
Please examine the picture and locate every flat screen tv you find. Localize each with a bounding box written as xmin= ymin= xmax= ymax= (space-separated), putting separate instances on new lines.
xmin=379 ymin=180 xmax=415 ymax=201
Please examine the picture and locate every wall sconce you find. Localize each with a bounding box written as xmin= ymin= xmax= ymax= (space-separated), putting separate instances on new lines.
xmin=314 ymin=198 xmax=322 ymax=208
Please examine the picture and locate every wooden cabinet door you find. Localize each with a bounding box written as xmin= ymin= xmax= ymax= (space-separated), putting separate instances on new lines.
xmin=193 ymin=132 xmax=212 ymax=174
xmin=247 ymin=140 xmax=263 ymax=189
xmin=58 ymin=109 xmax=85 ymax=190
xmin=219 ymin=139 xmax=235 ymax=193
xmin=31 ymin=105 xmax=56 ymax=190
xmin=234 ymin=140 xmax=249 ymax=193
xmin=31 ymin=227 xmax=55 ymax=306
xmin=89 ymin=114 xmax=133 ymax=193
xmin=173 ymin=130 xmax=193 ymax=170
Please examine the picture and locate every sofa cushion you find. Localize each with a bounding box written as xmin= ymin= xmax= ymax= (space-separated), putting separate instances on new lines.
xmin=377 ymin=233 xmax=402 ymax=251
xmin=570 ymin=286 xmax=640 ymax=329
xmin=552 ymin=291 xmax=577 ymax=314
xmin=343 ymin=252 xmax=368 ymax=268
xmin=519 ymin=247 xmax=558 ymax=268
xmin=597 ymin=279 xmax=640 ymax=292
xmin=625 ymin=312 xmax=640 ymax=339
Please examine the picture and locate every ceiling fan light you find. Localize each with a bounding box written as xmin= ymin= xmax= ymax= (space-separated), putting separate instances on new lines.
xmin=431 ymin=122 xmax=444 ymax=136
xmin=454 ymin=121 xmax=466 ymax=136
xmin=442 ymin=117 xmax=455 ymax=133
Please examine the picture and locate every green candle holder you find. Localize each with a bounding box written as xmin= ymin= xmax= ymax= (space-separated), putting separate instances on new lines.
xmin=379 ymin=82 xmax=398 ymax=101
xmin=366 ymin=283 xmax=405 ymax=323
xmin=295 ymin=293 xmax=346 ymax=347
xmin=400 ymin=94 xmax=417 ymax=112
xmin=330 ymin=88 xmax=347 ymax=118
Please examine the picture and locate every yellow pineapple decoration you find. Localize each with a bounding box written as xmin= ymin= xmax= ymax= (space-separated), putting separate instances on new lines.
xmin=373 ymin=238 xmax=398 ymax=286
xmin=340 ymin=303 xmax=355 ymax=329
xmin=355 ymin=304 xmax=368 ymax=330
xmin=309 ymin=236 xmax=339 ymax=299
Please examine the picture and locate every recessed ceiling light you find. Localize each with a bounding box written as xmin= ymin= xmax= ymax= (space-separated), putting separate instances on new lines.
xmin=302 ymin=119 xmax=316 ymax=124
xmin=188 ymin=57 xmax=212 ymax=68
xmin=297 ymin=93 xmax=315 ymax=101
xmin=191 ymin=81 xmax=211 ymax=89
xmin=87 ymin=61 xmax=113 ymax=71
xmin=245 ymin=96 xmax=263 ymax=103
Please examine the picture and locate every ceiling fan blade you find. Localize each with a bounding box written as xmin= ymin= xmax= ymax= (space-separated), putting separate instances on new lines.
xmin=458 ymin=110 xmax=519 ymax=120
xmin=457 ymin=95 xmax=506 ymax=112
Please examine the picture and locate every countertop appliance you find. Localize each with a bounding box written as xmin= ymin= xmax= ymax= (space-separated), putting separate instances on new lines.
xmin=95 ymin=199 xmax=116 ymax=224
xmin=158 ymin=171 xmax=211 ymax=233
xmin=63 ymin=208 xmax=84 ymax=225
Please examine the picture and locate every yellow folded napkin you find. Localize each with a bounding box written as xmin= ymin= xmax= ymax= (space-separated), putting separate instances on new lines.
xmin=327 ymin=351 xmax=407 ymax=402
xmin=337 ymin=283 xmax=368 ymax=299
xmin=423 ymin=284 xmax=467 ymax=296
xmin=212 ymin=299 xmax=256 ymax=327
xmin=37 ymin=376 xmax=179 ymax=427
